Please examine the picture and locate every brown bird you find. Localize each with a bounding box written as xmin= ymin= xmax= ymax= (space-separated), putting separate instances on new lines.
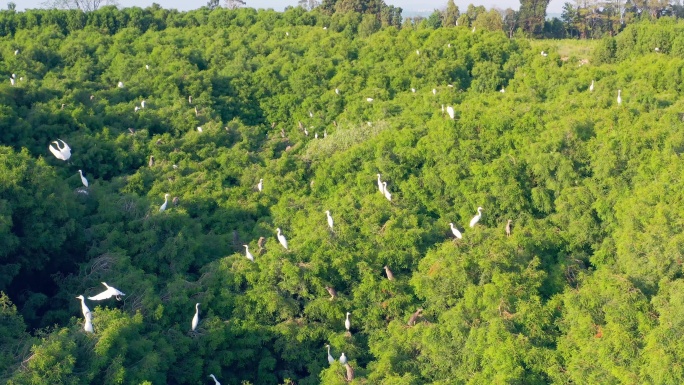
xmin=155 ymin=139 xmax=163 ymax=145
xmin=333 ymin=120 xmax=338 ymax=127
xmin=298 ymin=121 xmax=304 ymax=130
xmin=281 ymin=128 xmax=286 ymax=138
xmin=90 ymin=94 xmax=95 ymax=100
xmin=505 ymin=219 xmax=512 ymax=237
xmin=148 ymin=155 xmax=155 ymax=167
xmin=257 ymin=236 xmax=266 ymax=253
xmin=383 ymin=265 xmax=395 ymax=281
xmin=345 ymin=363 xmax=354 ymax=381
xmin=172 ymin=196 xmax=179 ymax=206
xmin=407 ymin=308 xmax=423 ymax=326
xmin=271 ymin=122 xmax=276 ymax=129
xmin=194 ymin=106 xmax=199 ymax=116
xmin=325 ymin=286 xmax=337 ymax=300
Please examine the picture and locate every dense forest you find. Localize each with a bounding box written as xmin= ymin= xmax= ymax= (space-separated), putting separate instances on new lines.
xmin=2 ymin=3 xmax=684 ymax=384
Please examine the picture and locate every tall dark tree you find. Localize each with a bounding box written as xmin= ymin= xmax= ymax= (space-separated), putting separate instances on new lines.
xmin=518 ymin=0 xmax=550 ymax=35
xmin=443 ymin=0 xmax=460 ymax=26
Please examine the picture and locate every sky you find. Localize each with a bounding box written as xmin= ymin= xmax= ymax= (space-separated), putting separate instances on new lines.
xmin=16 ymin=0 xmax=565 ymax=17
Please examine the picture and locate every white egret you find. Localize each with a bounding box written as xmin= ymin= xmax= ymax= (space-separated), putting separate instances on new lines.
xmin=324 ymin=130 xmax=327 ymax=138
xmin=325 ymin=210 xmax=334 ymax=231
xmin=243 ymin=245 xmax=254 ymax=262
xmin=472 ymin=26 xmax=476 ymax=33
xmin=541 ymin=51 xmax=548 ymax=57
xmin=191 ymin=303 xmax=200 ymax=331
xmin=48 ymin=139 xmax=71 ymax=161
xmin=383 ymin=265 xmax=395 ymax=281
xmin=159 ymin=193 xmax=170 ymax=212
xmin=383 ymin=182 xmax=391 ymax=201
xmin=276 ymin=228 xmax=288 ymax=250
xmin=149 ymin=155 xmax=154 ymax=167
xmin=286 ymin=32 xmax=289 ymax=36
xmin=10 ymin=77 xmax=15 ymax=86
xmin=75 ymin=295 xmax=92 ymax=319
xmin=411 ymin=88 xmax=416 ymax=93
xmin=589 ymin=80 xmax=594 ymax=92
xmin=500 ymin=86 xmax=505 ymax=93
xmin=447 ymin=84 xmax=454 ymax=88
xmin=407 ymin=308 xmax=423 ymax=326
xmin=447 ymin=43 xmax=452 ymax=47
xmin=209 ymin=374 xmax=221 ymax=385
xmin=117 ymin=81 xmax=124 ymax=88
xmin=257 ymin=178 xmax=263 ymax=192
xmin=188 ymin=95 xmax=192 ymax=104
xmin=345 ymin=312 xmax=351 ymax=332
xmin=145 ymin=64 xmax=150 ymax=70
xmin=309 ymin=111 xmax=313 ymax=118
xmin=446 ymin=106 xmax=455 ymax=119
xmin=141 ymin=100 xmax=145 ymax=108
xmin=416 ymin=49 xmax=420 ymax=55
xmin=432 ymin=88 xmax=436 ymax=95
xmin=134 ymin=106 xmax=140 ymax=112
xmin=655 ymin=47 xmax=660 ymax=52
xmin=197 ymin=126 xmax=203 ymax=133
xmin=335 ymin=88 xmax=340 ymax=95
xmin=325 ymin=286 xmax=337 ymax=300
xmin=449 ymin=223 xmax=462 ymax=239
xmin=326 ymin=344 xmax=335 ymax=364
xmin=323 ymin=26 xmax=327 ymax=30
xmin=469 ymin=207 xmax=483 ymax=228
xmin=505 ymin=219 xmax=512 ymax=237
xmin=315 ymin=132 xmax=318 ymax=139
xmin=83 ymin=314 xmax=94 ymax=333
xmin=14 ymin=49 xmax=19 ymax=55
xmin=339 ymin=352 xmax=347 ymax=365
xmin=88 ymin=282 xmax=125 ymax=301
xmin=366 ymin=97 xmax=373 ymax=102
xmin=617 ymin=89 xmax=622 ymax=105
xmin=78 ymin=170 xmax=88 ymax=188
xmin=375 ymin=174 xmax=384 ymax=196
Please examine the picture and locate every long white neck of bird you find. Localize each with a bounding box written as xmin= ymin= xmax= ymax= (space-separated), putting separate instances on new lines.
xmin=327 ymin=346 xmax=331 ymax=354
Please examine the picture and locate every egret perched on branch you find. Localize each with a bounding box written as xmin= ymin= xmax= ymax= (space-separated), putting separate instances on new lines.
xmin=191 ymin=303 xmax=200 ymax=331
xmin=209 ymin=374 xmax=221 ymax=385
xmin=339 ymin=352 xmax=347 ymax=365
xmin=49 ymin=139 xmax=71 ymax=161
xmin=469 ymin=207 xmax=483 ymax=228
xmin=541 ymin=51 xmax=548 ymax=57
xmin=145 ymin=64 xmax=150 ymax=70
xmin=617 ymin=89 xmax=622 ymax=105
xmin=10 ymin=77 xmax=15 ymax=86
xmin=197 ymin=126 xmax=203 ymax=133
xmin=345 ymin=312 xmax=351 ymax=332
xmin=376 ymin=174 xmax=384 ymax=194
xmin=78 ymin=170 xmax=88 ymax=188
xmin=243 ymin=245 xmax=254 ymax=262
xmin=589 ymin=80 xmax=594 ymax=92
xmin=325 ymin=286 xmax=337 ymax=300
xmin=407 ymin=308 xmax=423 ymax=326
xmin=383 ymin=265 xmax=395 ymax=281
xmin=505 ymin=219 xmax=512 ymax=237
xmin=148 ymin=155 xmax=154 ymax=167
xmin=276 ymin=228 xmax=288 ymax=250
xmin=257 ymin=178 xmax=263 ymax=192
xmin=366 ymin=97 xmax=374 ymax=102
xmin=500 ymin=86 xmax=505 ymax=93
xmin=141 ymin=100 xmax=146 ymax=108
xmin=449 ymin=223 xmax=462 ymax=239
xmin=88 ymin=282 xmax=125 ymax=301
xmin=383 ymin=182 xmax=392 ymax=201
xmin=325 ymin=210 xmax=334 ymax=231
xmin=432 ymin=88 xmax=436 ymax=95
xmin=446 ymin=106 xmax=455 ymax=119
xmin=325 ymin=344 xmax=335 ymax=364
xmin=159 ymin=194 xmax=170 ymax=212
xmin=117 ymin=81 xmax=124 ymax=88
xmin=14 ymin=49 xmax=19 ymax=55
xmin=335 ymin=88 xmax=340 ymax=95
xmin=76 ymin=295 xmax=94 ymax=333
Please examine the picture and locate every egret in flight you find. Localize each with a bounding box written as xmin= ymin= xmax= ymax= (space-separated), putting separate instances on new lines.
xmin=276 ymin=228 xmax=288 ymax=250
xmin=78 ymin=170 xmax=88 ymax=188
xmin=449 ymin=223 xmax=462 ymax=239
xmin=88 ymin=282 xmax=125 ymax=301
xmin=469 ymin=207 xmax=483 ymax=228
xmin=159 ymin=194 xmax=170 ymax=212
xmin=209 ymin=374 xmax=221 ymax=385
xmin=243 ymin=245 xmax=254 ymax=262
xmin=191 ymin=303 xmax=200 ymax=331
xmin=49 ymin=139 xmax=71 ymax=161
xmin=325 ymin=210 xmax=334 ymax=231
